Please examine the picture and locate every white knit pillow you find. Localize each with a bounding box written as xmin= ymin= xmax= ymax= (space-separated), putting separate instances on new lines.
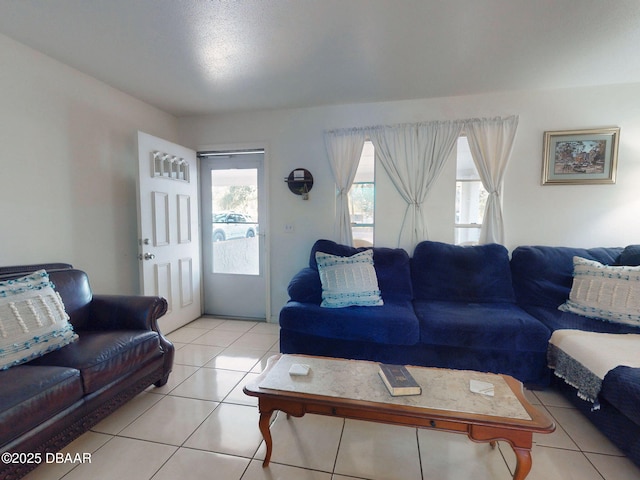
xmin=559 ymin=257 xmax=640 ymax=326
xmin=315 ymin=250 xmax=383 ymax=308
xmin=0 ymin=270 xmax=78 ymax=369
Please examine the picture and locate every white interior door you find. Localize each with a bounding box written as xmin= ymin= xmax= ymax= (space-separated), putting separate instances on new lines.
xmin=136 ymin=131 xmax=201 ymax=333
xmin=200 ymin=152 xmax=267 ymax=320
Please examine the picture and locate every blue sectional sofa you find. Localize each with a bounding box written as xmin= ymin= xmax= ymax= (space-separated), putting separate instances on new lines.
xmin=511 ymin=245 xmax=640 ymax=468
xmin=280 ymin=239 xmax=551 ymax=386
xmin=279 ymin=239 xmax=640 ymax=468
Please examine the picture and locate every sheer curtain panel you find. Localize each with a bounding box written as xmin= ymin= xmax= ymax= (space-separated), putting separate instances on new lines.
xmin=369 ymin=121 xmax=463 ymax=252
xmin=464 ymin=116 xmax=519 ymax=245
xmin=323 ymin=128 xmax=366 ymax=246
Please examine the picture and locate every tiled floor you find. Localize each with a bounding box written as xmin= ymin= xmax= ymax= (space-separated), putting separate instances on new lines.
xmin=24 ymin=317 xmax=640 ymax=480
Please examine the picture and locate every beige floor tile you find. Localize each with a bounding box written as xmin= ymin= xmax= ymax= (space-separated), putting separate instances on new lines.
xmin=501 ymin=444 xmax=605 ymax=480
xmin=225 ymin=372 xmax=260 ymax=406
xmin=23 ymin=431 xmax=112 ymax=480
xmin=231 ymin=332 xmax=279 ymax=350
xmin=249 ymin=322 xmax=280 ymax=334
xmin=331 ymin=476 xmax=369 ymax=480
xmin=166 ymin=326 xmax=208 ymax=343
xmin=216 ymin=320 xmax=259 ymax=332
xmin=418 ymin=429 xmax=512 ymax=480
xmin=205 ymin=346 xmax=265 ymax=371
xmin=170 ymin=367 xmax=246 ymax=401
xmin=185 ymin=403 xmax=263 ymax=457
xmin=92 ymin=391 xmax=163 ymax=435
xmin=241 ymin=459 xmax=332 ymax=480
xmin=150 ymin=363 xmax=199 ymax=394
xmin=530 ymin=405 xmax=579 ymax=450
xmin=335 ymin=420 xmax=421 ymax=480
xmin=523 ymin=387 xmax=542 ymax=405
xmin=254 ymin=413 xmax=343 ymax=472
xmin=187 ymin=317 xmax=227 ymax=330
xmin=534 ymin=387 xmax=576 ymax=409
xmin=191 ymin=329 xmax=246 ymax=347
xmin=173 ymin=343 xmax=225 ymax=366
xmin=60 ymin=436 xmax=176 ymax=480
xmin=119 ymin=395 xmax=217 ymax=445
xmin=586 ymin=452 xmax=640 ymax=480
xmin=251 ymin=352 xmax=279 ymax=373
xmin=153 ymin=447 xmax=249 ymax=480
xmin=546 ymin=406 xmax=624 ymax=455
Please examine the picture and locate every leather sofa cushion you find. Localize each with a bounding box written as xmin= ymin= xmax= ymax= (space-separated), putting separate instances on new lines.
xmin=0 ymin=365 xmax=83 ymax=444
xmin=30 ymin=330 xmax=162 ymax=394
xmin=280 ymin=300 xmax=419 ymax=345
xmin=414 ymin=300 xmax=550 ymax=352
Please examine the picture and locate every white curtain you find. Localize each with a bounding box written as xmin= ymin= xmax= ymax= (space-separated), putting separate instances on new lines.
xmin=368 ymin=120 xmax=464 ymax=251
xmin=464 ymin=115 xmax=519 ymax=245
xmin=323 ymin=128 xmax=366 ymax=246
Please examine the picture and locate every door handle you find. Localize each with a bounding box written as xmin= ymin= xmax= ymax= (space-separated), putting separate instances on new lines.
xmin=138 ymin=252 xmax=156 ymax=260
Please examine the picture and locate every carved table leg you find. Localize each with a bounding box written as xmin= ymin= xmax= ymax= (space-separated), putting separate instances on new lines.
xmin=259 ymin=411 xmax=274 ymax=467
xmin=512 ymin=447 xmax=533 ymax=480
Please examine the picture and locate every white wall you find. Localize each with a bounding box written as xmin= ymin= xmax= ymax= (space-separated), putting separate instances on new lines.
xmin=0 ymin=34 xmax=179 ymax=294
xmin=2 ymin=30 xmax=637 ymax=315
xmin=178 ymin=83 xmax=640 ymax=319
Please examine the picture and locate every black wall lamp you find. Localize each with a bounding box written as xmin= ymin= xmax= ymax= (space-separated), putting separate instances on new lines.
xmin=285 ymin=168 xmax=313 ymax=200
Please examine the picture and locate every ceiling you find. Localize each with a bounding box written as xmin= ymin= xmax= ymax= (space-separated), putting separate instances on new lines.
xmin=1 ymin=0 xmax=640 ymax=117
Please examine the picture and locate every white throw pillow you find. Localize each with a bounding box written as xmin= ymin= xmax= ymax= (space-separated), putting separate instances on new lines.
xmin=0 ymin=270 xmax=78 ymax=369
xmin=315 ymin=250 xmax=384 ymax=308
xmin=558 ymin=257 xmax=640 ymax=326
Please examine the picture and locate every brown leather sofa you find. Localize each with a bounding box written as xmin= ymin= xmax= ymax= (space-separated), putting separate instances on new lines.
xmin=0 ymin=263 xmax=174 ymax=480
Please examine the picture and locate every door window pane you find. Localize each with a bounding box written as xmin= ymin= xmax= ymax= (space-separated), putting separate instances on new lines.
xmin=211 ymin=168 xmax=259 ymax=275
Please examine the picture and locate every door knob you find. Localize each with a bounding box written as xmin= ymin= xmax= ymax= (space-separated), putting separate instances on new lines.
xmin=139 ymin=252 xmax=155 ymax=260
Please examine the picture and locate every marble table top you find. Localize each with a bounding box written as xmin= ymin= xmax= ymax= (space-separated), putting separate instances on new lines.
xmin=259 ymin=355 xmax=531 ymax=421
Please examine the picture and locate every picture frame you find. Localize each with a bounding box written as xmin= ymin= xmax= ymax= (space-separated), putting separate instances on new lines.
xmin=542 ymin=127 xmax=620 ymax=185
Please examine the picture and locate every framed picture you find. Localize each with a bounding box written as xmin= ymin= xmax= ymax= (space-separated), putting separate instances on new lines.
xmin=542 ymin=127 xmax=620 ymax=185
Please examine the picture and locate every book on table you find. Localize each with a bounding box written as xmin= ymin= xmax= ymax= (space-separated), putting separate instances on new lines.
xmin=378 ymin=364 xmax=422 ymax=396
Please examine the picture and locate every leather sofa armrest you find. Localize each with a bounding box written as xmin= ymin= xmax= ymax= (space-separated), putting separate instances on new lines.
xmin=87 ymin=294 xmax=168 ymax=332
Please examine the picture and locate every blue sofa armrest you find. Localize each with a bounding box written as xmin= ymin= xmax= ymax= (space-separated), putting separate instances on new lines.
xmin=287 ymin=267 xmax=322 ymax=304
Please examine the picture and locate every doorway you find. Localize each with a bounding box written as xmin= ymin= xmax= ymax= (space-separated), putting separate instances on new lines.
xmin=199 ymin=150 xmax=267 ymax=320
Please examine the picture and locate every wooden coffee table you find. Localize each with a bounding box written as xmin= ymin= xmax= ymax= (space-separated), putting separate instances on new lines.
xmin=244 ymin=354 xmax=555 ymax=480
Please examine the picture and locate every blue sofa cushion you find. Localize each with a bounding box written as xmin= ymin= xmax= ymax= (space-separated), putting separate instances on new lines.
xmin=601 ymin=366 xmax=640 ymax=426
xmin=279 ymin=300 xmax=419 ymax=345
xmin=618 ymin=244 xmax=640 ymax=266
xmin=414 ymin=300 xmax=550 ymax=352
xmin=521 ymin=305 xmax=640 ymax=335
xmin=309 ymin=239 xmax=412 ymax=303
xmin=411 ymin=241 xmax=515 ymax=303
xmin=510 ymin=245 xmax=623 ymax=309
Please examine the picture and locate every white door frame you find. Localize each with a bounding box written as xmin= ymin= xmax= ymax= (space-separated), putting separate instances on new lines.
xmin=197 ymin=142 xmax=271 ymax=322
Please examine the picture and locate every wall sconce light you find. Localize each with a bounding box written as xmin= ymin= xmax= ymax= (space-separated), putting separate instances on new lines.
xmin=285 ymin=168 xmax=313 ymax=200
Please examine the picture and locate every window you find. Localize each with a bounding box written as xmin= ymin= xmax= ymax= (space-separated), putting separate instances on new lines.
xmin=455 ymin=136 xmax=487 ymax=245
xmin=349 ymin=141 xmax=375 ymax=246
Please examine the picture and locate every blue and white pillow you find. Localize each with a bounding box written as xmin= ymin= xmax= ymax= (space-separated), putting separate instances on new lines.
xmin=315 ymin=249 xmax=383 ymax=308
xmin=559 ymin=256 xmax=640 ymax=327
xmin=0 ymin=270 xmax=78 ymax=370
